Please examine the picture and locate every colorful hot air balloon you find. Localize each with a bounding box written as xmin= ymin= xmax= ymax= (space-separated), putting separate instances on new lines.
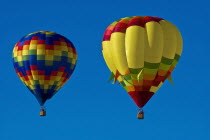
xmin=12 ymin=31 xmax=77 ymax=116
xmin=102 ymin=16 xmax=183 ymax=119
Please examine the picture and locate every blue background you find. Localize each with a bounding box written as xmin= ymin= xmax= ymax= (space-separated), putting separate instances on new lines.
xmin=0 ymin=0 xmax=209 ymax=139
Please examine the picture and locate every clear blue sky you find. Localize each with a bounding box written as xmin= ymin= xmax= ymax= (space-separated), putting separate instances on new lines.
xmin=0 ymin=0 xmax=209 ymax=140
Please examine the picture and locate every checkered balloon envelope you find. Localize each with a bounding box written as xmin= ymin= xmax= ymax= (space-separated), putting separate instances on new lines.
xmin=12 ymin=31 xmax=77 ymax=114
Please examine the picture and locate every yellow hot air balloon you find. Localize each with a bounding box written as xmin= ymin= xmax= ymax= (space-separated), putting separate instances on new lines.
xmin=102 ymin=16 xmax=182 ymax=119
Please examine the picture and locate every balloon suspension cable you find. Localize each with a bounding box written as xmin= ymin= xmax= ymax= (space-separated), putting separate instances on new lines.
xmin=41 ymin=106 xmax=45 ymax=110
xmin=137 ymin=108 xmax=144 ymax=119
xmin=40 ymin=106 xmax=46 ymax=116
xmin=121 ymin=75 xmax=133 ymax=86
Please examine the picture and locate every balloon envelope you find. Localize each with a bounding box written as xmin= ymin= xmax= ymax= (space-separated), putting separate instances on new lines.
xmin=13 ymin=31 xmax=77 ymax=106
xmin=102 ymin=16 xmax=182 ymax=108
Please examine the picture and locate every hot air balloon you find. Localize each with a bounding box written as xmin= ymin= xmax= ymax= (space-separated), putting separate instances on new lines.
xmin=12 ymin=31 xmax=77 ymax=116
xmin=102 ymin=16 xmax=182 ymax=119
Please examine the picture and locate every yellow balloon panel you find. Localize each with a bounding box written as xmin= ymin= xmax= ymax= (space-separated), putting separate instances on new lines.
xmin=102 ymin=41 xmax=117 ymax=73
xmin=145 ymin=21 xmax=164 ymax=63
xmin=110 ymin=32 xmax=129 ymax=75
xmin=175 ymin=29 xmax=183 ymax=55
xmin=159 ymin=20 xmax=177 ymax=59
xmin=125 ymin=26 xmax=145 ymax=68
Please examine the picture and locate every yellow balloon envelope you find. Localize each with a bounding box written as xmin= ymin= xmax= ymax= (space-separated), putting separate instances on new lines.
xmin=102 ymin=16 xmax=183 ymax=115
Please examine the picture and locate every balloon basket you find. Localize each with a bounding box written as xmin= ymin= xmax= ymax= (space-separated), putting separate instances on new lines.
xmin=40 ymin=106 xmax=46 ymax=116
xmin=137 ymin=109 xmax=144 ymax=119
xmin=40 ymin=110 xmax=46 ymax=116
